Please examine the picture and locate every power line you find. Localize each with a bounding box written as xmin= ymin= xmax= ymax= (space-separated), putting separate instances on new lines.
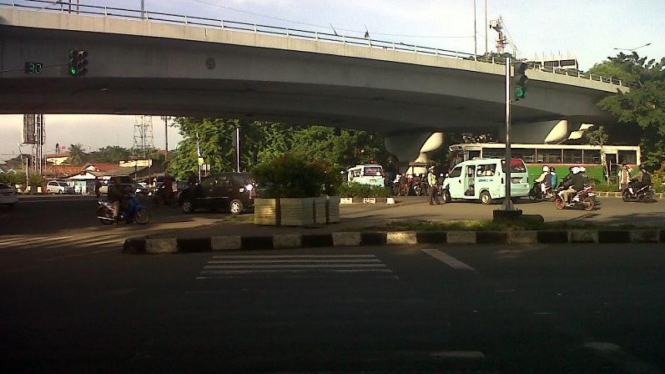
xmin=187 ymin=0 xmax=473 ymax=39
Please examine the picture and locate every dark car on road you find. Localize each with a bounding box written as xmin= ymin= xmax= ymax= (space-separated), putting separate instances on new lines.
xmin=178 ymin=173 xmax=255 ymax=214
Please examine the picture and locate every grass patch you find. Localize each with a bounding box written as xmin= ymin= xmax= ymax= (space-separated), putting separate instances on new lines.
xmin=349 ymin=219 xmax=658 ymax=232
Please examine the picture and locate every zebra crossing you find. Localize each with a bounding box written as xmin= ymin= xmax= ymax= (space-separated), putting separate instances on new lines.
xmin=197 ymin=254 xmax=397 ymax=280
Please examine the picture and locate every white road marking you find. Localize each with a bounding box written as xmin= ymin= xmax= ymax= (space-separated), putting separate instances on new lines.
xmin=429 ymin=351 xmax=486 ymax=359
xmin=201 ymin=269 xmax=394 ymax=274
xmin=420 ymin=248 xmax=477 ymax=272
xmin=204 ymin=264 xmax=387 ymax=269
xmin=207 ymin=259 xmax=382 ymax=264
xmin=37 ymin=248 xmax=117 ymax=262
xmin=212 ymin=255 xmax=376 ymax=259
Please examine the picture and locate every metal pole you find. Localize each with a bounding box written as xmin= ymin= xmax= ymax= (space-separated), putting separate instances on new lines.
xmin=236 ymin=127 xmax=240 ymax=172
xmin=162 ymin=116 xmax=168 ymax=161
xmin=484 ymin=0 xmax=488 ymax=54
xmin=141 ymin=0 xmax=145 ymax=19
xmin=502 ymin=56 xmax=514 ymax=210
xmin=473 ymin=0 xmax=477 ymax=57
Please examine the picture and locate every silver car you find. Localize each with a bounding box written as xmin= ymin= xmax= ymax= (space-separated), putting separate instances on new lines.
xmin=46 ymin=180 xmax=75 ymax=194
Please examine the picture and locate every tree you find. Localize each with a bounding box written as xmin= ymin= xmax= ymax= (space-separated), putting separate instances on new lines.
xmin=593 ymin=53 xmax=665 ymax=167
xmin=88 ymin=146 xmax=131 ymax=163
xmin=66 ymin=143 xmax=88 ymax=166
xmin=584 ymin=125 xmax=609 ymax=147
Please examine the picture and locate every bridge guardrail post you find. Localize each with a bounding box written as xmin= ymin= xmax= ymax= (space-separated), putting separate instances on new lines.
xmin=315 ymin=31 xmax=318 ymax=40
xmin=286 ymin=28 xmax=289 ymax=36
xmin=253 ymin=24 xmax=257 ymax=33
xmin=221 ymin=20 xmax=224 ymax=29
xmin=104 ymin=6 xmax=107 ymax=16
xmin=184 ymin=15 xmax=188 ymax=25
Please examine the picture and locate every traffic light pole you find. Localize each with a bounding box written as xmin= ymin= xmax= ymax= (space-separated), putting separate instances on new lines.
xmin=502 ymin=56 xmax=515 ymax=211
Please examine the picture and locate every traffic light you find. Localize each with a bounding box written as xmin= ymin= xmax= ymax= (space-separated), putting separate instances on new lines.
xmin=513 ymin=62 xmax=528 ymax=101
xmin=68 ymin=49 xmax=89 ymax=77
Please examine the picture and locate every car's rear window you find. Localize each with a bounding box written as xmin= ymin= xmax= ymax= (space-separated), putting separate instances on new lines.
xmin=501 ymin=159 xmax=527 ymax=173
xmin=59 ymin=182 xmax=69 ymax=187
xmin=363 ymin=167 xmax=383 ymax=176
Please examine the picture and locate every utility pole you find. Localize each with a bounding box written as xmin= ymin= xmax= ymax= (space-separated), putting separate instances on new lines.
xmin=484 ymin=0 xmax=488 ymax=54
xmin=502 ymin=56 xmax=514 ymax=211
xmin=160 ymin=116 xmax=169 ymax=161
xmin=236 ymin=127 xmax=241 ymax=172
xmin=473 ymin=0 xmax=477 ymax=58
xmin=141 ymin=0 xmax=145 ymax=19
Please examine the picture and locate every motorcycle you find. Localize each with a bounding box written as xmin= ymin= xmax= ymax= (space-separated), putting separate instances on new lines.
xmin=528 ymin=182 xmax=555 ymax=202
xmin=153 ymin=186 xmax=176 ymax=207
xmin=97 ymin=194 xmax=151 ymax=225
xmin=622 ymin=183 xmax=656 ymax=202
xmin=554 ymin=186 xmax=598 ymax=211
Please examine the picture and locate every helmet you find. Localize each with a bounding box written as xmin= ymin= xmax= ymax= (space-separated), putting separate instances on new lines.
xmin=572 ymin=167 xmax=581 ymax=174
xmin=579 ymin=167 xmax=586 ymax=172
xmin=550 ymin=167 xmax=556 ymax=172
xmin=542 ymin=166 xmax=550 ymax=172
xmin=428 ymin=166 xmax=435 ymax=171
xmin=640 ymin=164 xmax=647 ymax=171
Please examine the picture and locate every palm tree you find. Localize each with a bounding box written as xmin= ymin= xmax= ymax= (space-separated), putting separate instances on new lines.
xmin=67 ymin=143 xmax=88 ymax=166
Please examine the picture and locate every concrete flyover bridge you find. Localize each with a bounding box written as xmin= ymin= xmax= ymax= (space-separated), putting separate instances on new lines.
xmin=0 ymin=1 xmax=627 ymax=157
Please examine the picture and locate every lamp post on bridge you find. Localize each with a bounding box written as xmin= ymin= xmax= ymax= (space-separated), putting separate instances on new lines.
xmin=613 ymin=42 xmax=651 ymax=52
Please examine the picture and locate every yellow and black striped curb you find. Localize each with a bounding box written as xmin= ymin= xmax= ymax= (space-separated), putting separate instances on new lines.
xmin=123 ymin=229 xmax=665 ymax=254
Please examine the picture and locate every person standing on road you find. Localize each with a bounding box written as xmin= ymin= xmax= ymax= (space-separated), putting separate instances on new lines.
xmin=94 ymin=176 xmax=102 ymax=198
xmin=619 ymin=163 xmax=632 ymax=191
xmin=427 ymin=166 xmax=440 ymax=205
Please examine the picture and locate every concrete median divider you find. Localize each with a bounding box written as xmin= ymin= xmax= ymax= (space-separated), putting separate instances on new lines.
xmin=123 ymin=229 xmax=665 ymax=254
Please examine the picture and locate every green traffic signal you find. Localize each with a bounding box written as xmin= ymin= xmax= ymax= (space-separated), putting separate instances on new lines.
xmin=68 ymin=49 xmax=88 ymax=77
xmin=513 ymin=62 xmax=529 ymax=101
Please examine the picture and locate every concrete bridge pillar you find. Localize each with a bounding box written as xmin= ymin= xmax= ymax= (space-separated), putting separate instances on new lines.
xmin=385 ymin=132 xmax=444 ymax=174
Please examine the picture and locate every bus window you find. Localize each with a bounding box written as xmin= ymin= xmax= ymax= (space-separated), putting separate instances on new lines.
xmin=563 ymin=150 xmax=583 ymax=164
xmin=482 ymin=148 xmax=504 ymax=159
xmin=583 ymin=150 xmax=601 ymax=164
xmin=469 ymin=150 xmax=481 ymax=159
xmin=363 ymin=166 xmax=383 ymax=176
xmin=618 ymin=150 xmax=637 ymax=165
xmin=514 ymin=148 xmax=535 ymax=163
xmin=537 ymin=149 xmax=562 ymax=163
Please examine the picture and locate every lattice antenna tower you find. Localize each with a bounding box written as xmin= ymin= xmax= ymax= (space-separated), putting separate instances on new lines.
xmin=133 ymin=115 xmax=154 ymax=159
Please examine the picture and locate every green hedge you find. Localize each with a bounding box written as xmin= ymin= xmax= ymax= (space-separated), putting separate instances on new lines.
xmin=338 ymin=183 xmax=390 ymax=198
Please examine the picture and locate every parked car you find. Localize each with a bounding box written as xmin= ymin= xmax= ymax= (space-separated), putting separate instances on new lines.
xmin=99 ymin=176 xmax=135 ymax=196
xmin=0 ymin=182 xmax=18 ymax=209
xmin=46 ymin=180 xmax=75 ymax=194
xmin=178 ymin=173 xmax=256 ymax=214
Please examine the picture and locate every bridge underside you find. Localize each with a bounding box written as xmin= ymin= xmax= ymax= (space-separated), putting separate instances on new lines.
xmin=0 ymin=78 xmax=610 ymax=135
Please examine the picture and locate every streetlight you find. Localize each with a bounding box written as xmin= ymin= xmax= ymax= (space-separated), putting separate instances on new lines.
xmin=614 ymin=42 xmax=651 ymax=52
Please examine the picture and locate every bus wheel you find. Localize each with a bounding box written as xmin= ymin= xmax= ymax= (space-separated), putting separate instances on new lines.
xmin=480 ymin=191 xmax=492 ymax=205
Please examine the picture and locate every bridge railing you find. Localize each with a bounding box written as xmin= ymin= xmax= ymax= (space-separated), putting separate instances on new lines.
xmin=2 ymin=0 xmax=631 ymax=88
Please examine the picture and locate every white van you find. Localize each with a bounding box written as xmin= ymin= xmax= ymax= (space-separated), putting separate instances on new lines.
xmin=346 ymin=164 xmax=385 ymax=187
xmin=441 ymin=158 xmax=530 ymax=204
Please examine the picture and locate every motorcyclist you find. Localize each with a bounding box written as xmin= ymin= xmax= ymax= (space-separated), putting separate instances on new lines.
xmin=535 ymin=166 xmax=551 ymax=194
xmin=579 ymin=167 xmax=589 ymax=186
xmin=561 ymin=167 xmax=584 ymax=203
xmin=628 ymin=165 xmax=652 ymax=195
xmin=560 ymin=167 xmax=574 ymax=187
xmin=108 ymin=176 xmax=126 ymax=223
xmin=550 ymin=168 xmax=558 ymax=190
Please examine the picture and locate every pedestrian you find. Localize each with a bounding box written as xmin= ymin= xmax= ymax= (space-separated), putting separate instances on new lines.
xmin=427 ymin=166 xmax=440 ymax=205
xmin=94 ymin=176 xmax=102 ymax=198
xmin=619 ymin=163 xmax=632 ymax=191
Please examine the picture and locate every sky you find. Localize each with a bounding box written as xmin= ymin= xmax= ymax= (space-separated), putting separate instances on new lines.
xmin=1 ymin=0 xmax=664 ymax=161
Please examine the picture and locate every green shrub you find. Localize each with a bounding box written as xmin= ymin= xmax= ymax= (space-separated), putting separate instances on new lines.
xmin=592 ymin=182 xmax=620 ymax=192
xmin=251 ymin=153 xmax=325 ymax=198
xmin=338 ymin=183 xmax=390 ymax=198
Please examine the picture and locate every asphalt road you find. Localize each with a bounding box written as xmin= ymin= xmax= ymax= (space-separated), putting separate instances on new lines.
xmin=1 ymin=243 xmax=665 ymax=373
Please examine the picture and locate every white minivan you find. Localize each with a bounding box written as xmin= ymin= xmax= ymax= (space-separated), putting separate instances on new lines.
xmin=441 ymin=158 xmax=530 ymax=204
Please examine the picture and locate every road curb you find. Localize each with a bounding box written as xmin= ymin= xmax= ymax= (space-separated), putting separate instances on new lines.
xmin=123 ymin=229 xmax=665 ymax=254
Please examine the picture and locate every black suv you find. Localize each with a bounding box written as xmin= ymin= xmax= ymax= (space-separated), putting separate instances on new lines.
xmin=178 ymin=172 xmax=255 ymax=214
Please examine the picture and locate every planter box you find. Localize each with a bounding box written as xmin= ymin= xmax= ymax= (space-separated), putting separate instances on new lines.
xmin=326 ymin=196 xmax=341 ymax=223
xmin=254 ymin=198 xmax=279 ymax=226
xmin=280 ymin=197 xmax=315 ymax=226
xmin=314 ymin=196 xmax=327 ymax=224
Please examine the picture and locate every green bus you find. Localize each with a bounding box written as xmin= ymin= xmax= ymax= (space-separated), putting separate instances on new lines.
xmin=449 ymin=143 xmax=641 ymax=183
